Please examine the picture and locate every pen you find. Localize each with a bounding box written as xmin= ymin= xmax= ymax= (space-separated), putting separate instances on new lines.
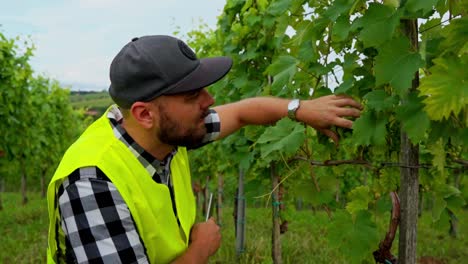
xmin=205 ymin=193 xmax=213 ymax=221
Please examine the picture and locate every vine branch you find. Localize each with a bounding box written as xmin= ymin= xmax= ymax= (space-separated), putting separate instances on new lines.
xmin=293 ymin=156 xmax=468 ymax=169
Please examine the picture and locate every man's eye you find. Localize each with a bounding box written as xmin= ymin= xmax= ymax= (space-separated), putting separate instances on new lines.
xmin=186 ymin=90 xmax=200 ymax=98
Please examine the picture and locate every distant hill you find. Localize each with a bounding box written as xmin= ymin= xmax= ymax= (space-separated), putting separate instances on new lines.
xmin=64 ymin=82 xmax=108 ymax=92
xmin=70 ymin=91 xmax=113 ymax=118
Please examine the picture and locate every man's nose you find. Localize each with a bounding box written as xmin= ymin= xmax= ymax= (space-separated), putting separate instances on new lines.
xmin=200 ymin=89 xmax=214 ymax=108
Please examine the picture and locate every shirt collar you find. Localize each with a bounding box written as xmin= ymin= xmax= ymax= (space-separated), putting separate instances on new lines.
xmin=106 ymin=105 xmax=177 ymax=182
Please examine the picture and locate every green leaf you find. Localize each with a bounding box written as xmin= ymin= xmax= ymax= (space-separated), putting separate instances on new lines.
xmin=440 ymin=17 xmax=468 ymax=56
xmin=346 ymin=186 xmax=372 ymax=215
xmin=419 ymin=56 xmax=468 ymax=121
xmin=404 ymin=0 xmax=438 ymax=14
xmin=274 ymin=12 xmax=289 ymax=40
xmin=265 ymin=55 xmax=299 ymax=91
xmin=432 ymin=195 xmax=447 ymax=221
xmin=439 ymin=184 xmax=461 ymax=199
xmin=334 ymin=79 xmax=354 ymax=94
xmin=323 ymin=0 xmax=354 ymax=21
xmin=327 ymin=210 xmax=380 ymax=264
xmin=290 ymin=20 xmax=314 ymax=45
xmin=352 ymin=111 xmax=388 ymax=146
xmin=427 ymin=138 xmax=446 ymax=176
xmin=395 ymin=92 xmax=430 ymax=142
xmin=232 ymin=75 xmax=248 ymax=89
xmin=241 ymin=0 xmax=253 ymax=13
xmin=226 ymin=0 xmax=245 ymax=9
xmin=460 ymin=42 xmax=468 ymax=57
xmin=229 ymin=143 xmax=255 ymax=171
xmin=352 ymin=3 xmax=401 ymax=48
xmin=293 ymin=21 xmax=320 ymax=62
xmin=243 ymin=10 xmax=261 ymax=27
xmin=342 ymin=52 xmax=360 ymax=81
xmin=256 ymin=118 xmax=305 ymax=158
xmin=446 ymin=195 xmax=466 ymax=215
xmin=332 ymin=14 xmax=351 ymax=42
xmin=375 ymin=36 xmax=424 ymax=95
xmin=295 ymin=176 xmax=336 ymax=207
xmin=257 ymin=0 xmax=268 ymax=12
xmin=267 ymin=0 xmax=291 ymax=16
xmin=375 ymin=194 xmax=393 ymax=214
xmin=377 ymin=169 xmax=399 ymax=193
xmin=312 ymin=86 xmax=333 ymax=98
xmin=423 ymin=36 xmax=443 ymax=68
xmin=363 ymin=90 xmax=397 ymax=112
xmin=450 ymin=0 xmax=468 ymax=16
xmin=420 ymin=18 xmax=442 ymax=41
xmin=383 ymin=0 xmax=400 ymax=8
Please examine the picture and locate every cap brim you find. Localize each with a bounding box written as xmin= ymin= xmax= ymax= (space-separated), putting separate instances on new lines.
xmin=163 ymin=56 xmax=233 ymax=95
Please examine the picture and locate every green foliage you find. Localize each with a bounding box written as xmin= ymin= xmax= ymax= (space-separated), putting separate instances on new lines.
xmin=0 ymin=33 xmax=89 ymax=193
xmin=352 ymin=111 xmax=388 ymax=146
xmin=352 ymin=3 xmax=401 ymax=48
xmin=395 ymin=92 xmax=430 ymax=142
xmin=374 ymin=36 xmax=424 ymax=94
xmin=404 ymin=0 xmax=439 ymax=14
xmin=345 ymin=185 xmax=373 ymax=215
xmin=327 ymin=210 xmax=380 ymax=264
xmin=265 ymin=55 xmax=299 ymax=92
xmin=186 ymin=0 xmax=466 ymax=262
xmin=419 ymin=56 xmax=467 ymax=122
xmin=256 ymin=118 xmax=305 ymax=162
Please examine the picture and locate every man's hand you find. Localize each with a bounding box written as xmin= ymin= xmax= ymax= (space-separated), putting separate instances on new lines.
xmin=296 ymin=95 xmax=362 ymax=144
xmin=171 ymin=218 xmax=221 ymax=264
xmin=190 ymin=218 xmax=221 ymax=256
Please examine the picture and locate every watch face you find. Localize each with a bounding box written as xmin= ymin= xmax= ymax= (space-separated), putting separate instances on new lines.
xmin=290 ymin=99 xmax=299 ymax=109
xmin=288 ymin=99 xmax=300 ymax=119
xmin=289 ymin=99 xmax=299 ymax=110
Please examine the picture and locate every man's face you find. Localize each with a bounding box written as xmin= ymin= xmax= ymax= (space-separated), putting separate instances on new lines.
xmin=156 ymin=89 xmax=214 ymax=148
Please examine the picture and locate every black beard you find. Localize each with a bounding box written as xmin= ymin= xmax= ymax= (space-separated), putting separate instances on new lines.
xmin=157 ymin=105 xmax=206 ymax=148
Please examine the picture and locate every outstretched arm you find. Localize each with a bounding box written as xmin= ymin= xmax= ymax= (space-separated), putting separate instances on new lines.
xmin=214 ymin=95 xmax=362 ymax=143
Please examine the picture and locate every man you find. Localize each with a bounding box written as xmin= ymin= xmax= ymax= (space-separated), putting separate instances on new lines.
xmin=47 ymin=35 xmax=362 ymax=264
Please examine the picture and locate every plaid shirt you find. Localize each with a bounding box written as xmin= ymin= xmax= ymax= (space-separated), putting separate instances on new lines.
xmin=56 ymin=105 xmax=220 ymax=263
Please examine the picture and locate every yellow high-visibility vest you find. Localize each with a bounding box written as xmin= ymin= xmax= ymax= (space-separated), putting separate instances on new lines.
xmin=47 ymin=109 xmax=196 ymax=263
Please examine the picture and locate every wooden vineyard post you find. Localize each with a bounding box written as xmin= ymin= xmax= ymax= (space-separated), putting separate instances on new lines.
xmin=20 ymin=158 xmax=28 ymax=205
xmin=449 ymin=168 xmax=462 ymax=237
xmin=235 ymin=167 xmax=246 ymax=257
xmin=398 ymin=19 xmax=420 ymax=264
xmin=217 ymin=174 xmax=223 ymax=226
xmin=41 ymin=168 xmax=47 ymax=198
xmin=271 ymin=163 xmax=282 ymax=264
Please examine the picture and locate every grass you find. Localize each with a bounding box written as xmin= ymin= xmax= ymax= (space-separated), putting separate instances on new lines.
xmin=0 ymin=193 xmax=466 ymax=263
xmin=210 ymin=208 xmax=344 ymax=264
xmin=0 ymin=192 xmax=48 ymax=264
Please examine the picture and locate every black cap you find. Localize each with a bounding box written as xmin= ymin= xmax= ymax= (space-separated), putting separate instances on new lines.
xmin=109 ymin=35 xmax=233 ymax=108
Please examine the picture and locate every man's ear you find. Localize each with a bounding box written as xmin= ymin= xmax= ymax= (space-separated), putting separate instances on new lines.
xmin=130 ymin=102 xmax=158 ymax=129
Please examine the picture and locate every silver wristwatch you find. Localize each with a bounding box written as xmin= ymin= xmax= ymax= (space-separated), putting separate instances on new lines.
xmin=287 ymin=99 xmax=300 ymax=121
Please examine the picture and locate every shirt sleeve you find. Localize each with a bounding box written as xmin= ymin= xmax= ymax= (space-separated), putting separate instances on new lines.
xmin=188 ymin=108 xmax=221 ymax=150
xmin=58 ymin=167 xmax=149 ymax=264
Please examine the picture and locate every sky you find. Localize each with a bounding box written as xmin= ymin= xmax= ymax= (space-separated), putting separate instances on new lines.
xmin=1 ymin=0 xmax=226 ymax=91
